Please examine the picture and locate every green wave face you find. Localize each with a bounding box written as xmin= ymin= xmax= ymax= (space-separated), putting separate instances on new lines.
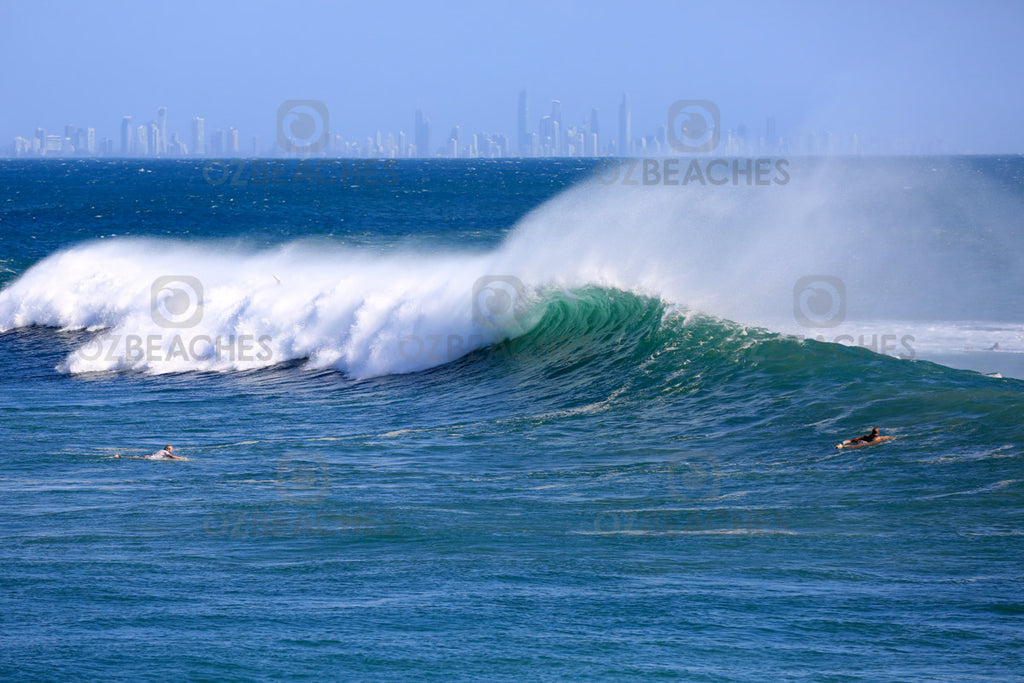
xmin=467 ymin=286 xmax=1024 ymax=452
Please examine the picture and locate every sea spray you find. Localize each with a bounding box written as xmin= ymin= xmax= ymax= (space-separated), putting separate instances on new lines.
xmin=1 ymin=157 xmax=1022 ymax=377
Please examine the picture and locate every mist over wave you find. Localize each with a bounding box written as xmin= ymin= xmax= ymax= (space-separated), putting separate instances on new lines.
xmin=1 ymin=157 xmax=1021 ymax=377
xmin=501 ymin=157 xmax=1024 ymax=325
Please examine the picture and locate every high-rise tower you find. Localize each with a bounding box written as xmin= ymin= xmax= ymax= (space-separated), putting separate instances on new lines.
xmin=550 ymin=100 xmax=563 ymax=155
xmin=191 ymin=117 xmax=205 ymax=156
xmin=517 ymin=90 xmax=529 ymax=157
xmin=618 ymin=94 xmax=631 ymax=157
xmin=415 ymin=109 xmax=431 ymax=158
xmin=121 ymin=116 xmax=133 ymax=156
xmin=156 ymin=107 xmax=167 ymax=155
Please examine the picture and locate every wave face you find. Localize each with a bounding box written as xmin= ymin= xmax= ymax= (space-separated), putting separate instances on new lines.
xmin=1 ymin=157 xmax=1023 ymax=379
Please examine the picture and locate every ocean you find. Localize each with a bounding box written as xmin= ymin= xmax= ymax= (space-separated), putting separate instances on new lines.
xmin=1 ymin=156 xmax=1022 ymax=681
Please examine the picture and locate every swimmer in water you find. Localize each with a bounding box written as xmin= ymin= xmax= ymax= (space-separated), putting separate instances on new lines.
xmin=114 ymin=445 xmax=184 ymax=460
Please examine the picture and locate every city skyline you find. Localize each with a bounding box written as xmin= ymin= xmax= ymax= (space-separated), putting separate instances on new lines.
xmin=6 ymin=90 xmax=957 ymax=159
xmin=4 ymin=2 xmax=1023 ymax=155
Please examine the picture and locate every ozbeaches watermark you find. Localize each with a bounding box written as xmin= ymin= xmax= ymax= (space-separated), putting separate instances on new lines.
xmin=595 ymin=157 xmax=790 ymax=186
xmin=597 ymin=99 xmax=789 ymax=186
xmin=203 ymin=158 xmax=399 ymax=187
xmin=396 ymin=274 xmax=533 ymax=365
xmin=203 ymin=509 xmax=398 ymax=539
xmin=472 ymin=275 xmax=529 ymax=329
xmin=201 ymin=100 xmax=398 ymax=186
xmin=590 ymin=507 xmax=792 ymax=535
xmin=396 ymin=275 xmax=592 ymax=366
xmin=76 ymin=274 xmax=275 ymax=365
xmin=589 ymin=450 xmax=791 ymax=534
xmin=278 ymin=99 xmax=330 ymax=154
xmin=779 ymin=275 xmax=916 ymax=359
xmin=76 ymin=332 xmax=273 ymax=364
xmin=204 ymin=452 xmax=398 ymax=539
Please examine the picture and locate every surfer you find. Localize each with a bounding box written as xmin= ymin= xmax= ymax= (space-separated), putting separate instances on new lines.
xmin=835 ymin=428 xmax=890 ymax=449
xmin=114 ymin=445 xmax=184 ymax=460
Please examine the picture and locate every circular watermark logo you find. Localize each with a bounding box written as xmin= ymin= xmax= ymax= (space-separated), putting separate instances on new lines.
xmin=666 ymin=450 xmax=720 ymax=502
xmin=277 ymin=100 xmax=329 ymax=154
xmin=667 ymin=100 xmax=721 ymax=154
xmin=151 ymin=275 xmax=203 ymax=328
xmin=472 ymin=275 xmax=527 ymax=328
xmin=793 ymin=275 xmax=846 ymax=328
xmin=275 ymin=451 xmax=330 ymax=503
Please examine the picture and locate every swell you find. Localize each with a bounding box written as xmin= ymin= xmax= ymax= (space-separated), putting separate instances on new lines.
xmin=435 ymin=289 xmax=1024 ymax=451
xmin=3 ymin=275 xmax=1023 ymax=453
xmin=2 ymin=157 xmax=1023 ymax=381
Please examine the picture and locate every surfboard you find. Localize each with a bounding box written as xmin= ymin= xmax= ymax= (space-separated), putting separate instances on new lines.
xmin=835 ymin=436 xmax=892 ymax=450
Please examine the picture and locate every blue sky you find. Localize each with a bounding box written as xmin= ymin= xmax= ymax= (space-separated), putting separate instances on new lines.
xmin=2 ymin=0 xmax=1022 ymax=152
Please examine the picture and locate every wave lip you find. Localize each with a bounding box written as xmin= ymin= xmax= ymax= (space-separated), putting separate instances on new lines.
xmin=0 ymin=236 xmax=730 ymax=381
xmin=0 ymin=239 xmax=546 ymax=377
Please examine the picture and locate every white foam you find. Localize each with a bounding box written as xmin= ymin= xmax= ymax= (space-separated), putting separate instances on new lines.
xmin=2 ymin=163 xmax=1022 ymax=377
xmin=0 ymin=239 xmax=548 ymax=376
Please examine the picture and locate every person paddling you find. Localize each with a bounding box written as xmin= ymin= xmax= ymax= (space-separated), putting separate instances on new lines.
xmin=836 ymin=428 xmax=891 ymax=449
xmin=850 ymin=428 xmax=880 ymax=445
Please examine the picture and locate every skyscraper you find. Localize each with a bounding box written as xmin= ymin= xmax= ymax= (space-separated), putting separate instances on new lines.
xmin=517 ymin=90 xmax=529 ymax=156
xmin=72 ymin=127 xmax=93 ymax=155
xmin=166 ymin=132 xmax=184 ymax=156
xmin=135 ymin=125 xmax=148 ymax=156
xmin=148 ymin=121 xmax=161 ymax=157
xmin=191 ymin=117 xmax=205 ymax=156
xmin=211 ymin=129 xmax=225 ymax=156
xmin=44 ymin=135 xmax=63 ymax=155
xmin=156 ymin=107 xmax=167 ymax=155
xmin=589 ymin=108 xmax=600 ymax=153
xmin=121 ymin=116 xmax=133 ymax=156
xmin=618 ymin=94 xmax=631 ymax=157
xmin=539 ymin=115 xmax=553 ymax=156
xmin=550 ymin=100 xmax=563 ymax=155
xmin=415 ymin=109 xmax=431 ymax=158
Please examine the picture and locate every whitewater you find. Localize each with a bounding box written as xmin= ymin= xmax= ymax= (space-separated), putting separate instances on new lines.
xmin=1 ymin=157 xmax=1022 ymax=378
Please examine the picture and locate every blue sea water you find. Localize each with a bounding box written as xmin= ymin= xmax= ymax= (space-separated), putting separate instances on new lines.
xmin=1 ymin=157 xmax=1023 ymax=681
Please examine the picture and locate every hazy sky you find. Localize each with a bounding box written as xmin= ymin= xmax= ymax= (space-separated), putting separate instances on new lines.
xmin=2 ymin=0 xmax=1022 ymax=152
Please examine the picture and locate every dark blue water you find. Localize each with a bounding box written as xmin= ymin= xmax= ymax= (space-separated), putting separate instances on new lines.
xmin=1 ymin=158 xmax=1022 ymax=681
